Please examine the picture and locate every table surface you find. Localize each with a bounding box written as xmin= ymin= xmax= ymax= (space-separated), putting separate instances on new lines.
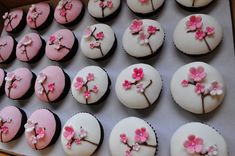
xmin=0 ymin=0 xmax=235 ymax=156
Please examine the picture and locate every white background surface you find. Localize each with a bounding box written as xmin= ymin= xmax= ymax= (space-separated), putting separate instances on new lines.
xmin=0 ymin=0 xmax=235 ymax=155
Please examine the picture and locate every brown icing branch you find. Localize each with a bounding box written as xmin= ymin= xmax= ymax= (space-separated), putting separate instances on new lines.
xmin=89 ymin=27 xmax=104 ymax=56
xmin=150 ymin=0 xmax=155 ymax=10
xmin=147 ymin=29 xmax=160 ymax=54
xmin=21 ymin=45 xmax=30 ymax=61
xmin=192 ymin=0 xmax=196 ymax=7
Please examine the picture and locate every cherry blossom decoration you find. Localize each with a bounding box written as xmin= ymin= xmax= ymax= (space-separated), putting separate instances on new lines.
xmin=57 ymin=0 xmax=73 ymax=22
xmin=0 ymin=40 xmax=7 ymax=62
xmin=181 ymin=66 xmax=224 ymax=114
xmin=122 ymin=68 xmax=153 ymax=106
xmin=120 ymin=127 xmax=157 ymax=156
xmin=36 ymin=73 xmax=55 ymax=102
xmin=184 ymin=135 xmax=218 ymax=156
xmin=49 ymin=34 xmax=70 ymax=51
xmin=139 ymin=0 xmax=155 ymax=11
xmin=129 ymin=19 xmax=160 ymax=54
xmin=83 ymin=27 xmax=105 ymax=56
xmin=28 ymin=4 xmax=43 ymax=28
xmin=0 ymin=115 xmax=12 ymax=142
xmin=63 ymin=126 xmax=98 ymax=149
xmin=74 ymin=73 xmax=99 ymax=104
xmin=186 ymin=15 xmax=215 ymax=52
xmin=96 ymin=0 xmax=113 ymax=17
xmin=5 ymin=72 xmax=22 ymax=98
xmin=2 ymin=12 xmax=18 ymax=31
xmin=24 ymin=120 xmax=46 ymax=150
xmin=17 ymin=35 xmax=33 ymax=61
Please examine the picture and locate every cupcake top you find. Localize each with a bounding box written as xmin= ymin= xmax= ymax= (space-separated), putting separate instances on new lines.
xmin=171 ymin=62 xmax=225 ymax=114
xmin=81 ymin=24 xmax=116 ymax=59
xmin=176 ymin=0 xmax=214 ymax=8
xmin=171 ymin=122 xmax=228 ymax=156
xmin=46 ymin=29 xmax=75 ymax=61
xmin=16 ymin=33 xmax=42 ymax=62
xmin=173 ymin=14 xmax=223 ymax=55
xmin=0 ymin=36 xmax=15 ymax=63
xmin=71 ymin=66 xmax=110 ymax=105
xmin=122 ymin=19 xmax=164 ymax=58
xmin=2 ymin=9 xmax=24 ymax=33
xmin=54 ymin=0 xmax=83 ymax=25
xmin=27 ymin=2 xmax=51 ymax=29
xmin=5 ymin=68 xmax=34 ymax=100
xmin=88 ymin=0 xmax=121 ymax=19
xmin=127 ymin=0 xmax=164 ymax=15
xmin=34 ymin=66 xmax=67 ymax=103
xmin=0 ymin=106 xmax=26 ymax=143
xmin=115 ymin=63 xmax=162 ymax=109
xmin=109 ymin=117 xmax=158 ymax=156
xmin=0 ymin=68 xmax=5 ymax=88
xmin=24 ymin=109 xmax=60 ymax=150
xmin=61 ymin=113 xmax=103 ymax=156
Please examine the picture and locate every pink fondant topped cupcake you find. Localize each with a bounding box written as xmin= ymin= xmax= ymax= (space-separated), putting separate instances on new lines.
xmin=34 ymin=66 xmax=70 ymax=103
xmin=54 ymin=0 xmax=84 ymax=26
xmin=0 ymin=36 xmax=16 ymax=63
xmin=16 ymin=33 xmax=45 ymax=63
xmin=5 ymin=68 xmax=36 ymax=100
xmin=16 ymin=33 xmax=45 ymax=62
xmin=0 ymin=106 xmax=27 ymax=143
xmin=24 ymin=109 xmax=61 ymax=150
xmin=46 ymin=29 xmax=78 ymax=62
xmin=27 ymin=2 xmax=53 ymax=30
xmin=2 ymin=9 xmax=26 ymax=33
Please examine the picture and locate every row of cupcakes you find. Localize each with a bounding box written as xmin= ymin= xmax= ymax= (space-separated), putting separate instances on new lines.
xmin=0 ymin=14 xmax=223 ymax=64
xmin=0 ymin=105 xmax=228 ymax=155
xmin=2 ymin=0 xmax=217 ymax=33
xmin=0 ymin=61 xmax=225 ymax=115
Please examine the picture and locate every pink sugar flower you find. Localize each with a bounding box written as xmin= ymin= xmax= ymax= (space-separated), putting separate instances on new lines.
xmin=209 ymin=81 xmax=223 ymax=96
xmin=1 ymin=126 xmax=9 ymax=134
xmin=66 ymin=142 xmax=72 ymax=149
xmin=195 ymin=30 xmax=206 ymax=40
xmin=107 ymin=0 xmax=113 ymax=8
xmin=99 ymin=1 xmax=105 ymax=8
xmin=195 ymin=83 xmax=205 ymax=94
xmin=84 ymin=27 xmax=92 ymax=38
xmin=63 ymin=126 xmax=75 ymax=140
xmin=123 ymin=80 xmax=132 ymax=90
xmin=184 ymin=135 xmax=204 ymax=154
xmin=135 ymin=127 xmax=149 ymax=143
xmin=206 ymin=26 xmax=215 ymax=36
xmin=96 ymin=32 xmax=104 ymax=40
xmin=37 ymin=73 xmax=47 ymax=84
xmin=188 ymin=66 xmax=207 ymax=82
xmin=92 ymin=85 xmax=99 ymax=93
xmin=130 ymin=19 xmax=143 ymax=34
xmin=74 ymin=77 xmax=84 ymax=91
xmin=48 ymin=83 xmax=55 ymax=92
xmin=136 ymin=83 xmax=144 ymax=93
xmin=186 ymin=15 xmax=203 ymax=31
xmin=36 ymin=127 xmax=46 ymax=139
xmin=125 ymin=149 xmax=132 ymax=156
xmin=60 ymin=8 xmax=67 ymax=17
xmin=132 ymin=68 xmax=144 ymax=81
xmin=49 ymin=35 xmax=56 ymax=43
xmin=87 ymin=73 xmax=94 ymax=81
xmin=120 ymin=133 xmax=128 ymax=143
xmin=147 ymin=25 xmax=157 ymax=34
xmin=79 ymin=128 xmax=88 ymax=138
xmin=2 ymin=12 xmax=9 ymax=19
xmin=139 ymin=0 xmax=149 ymax=3
xmin=181 ymin=80 xmax=189 ymax=87
xmin=138 ymin=31 xmax=149 ymax=45
xmin=83 ymin=90 xmax=91 ymax=99
xmin=75 ymin=138 xmax=81 ymax=145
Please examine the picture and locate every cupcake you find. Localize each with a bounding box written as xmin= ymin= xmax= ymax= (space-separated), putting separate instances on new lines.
xmin=61 ymin=112 xmax=103 ymax=155
xmin=2 ymin=9 xmax=26 ymax=33
xmin=16 ymin=33 xmax=45 ymax=63
xmin=115 ymin=63 xmax=162 ymax=109
xmin=176 ymin=0 xmax=215 ymax=10
xmin=88 ymin=0 xmax=121 ymax=21
xmin=171 ymin=122 xmax=228 ymax=156
xmin=0 ymin=68 xmax=6 ymax=95
xmin=45 ymin=29 xmax=78 ymax=62
xmin=170 ymin=62 xmax=225 ymax=114
xmin=71 ymin=66 xmax=111 ymax=105
xmin=173 ymin=14 xmax=223 ymax=55
xmin=0 ymin=35 xmax=17 ymax=64
xmin=34 ymin=66 xmax=70 ymax=103
xmin=81 ymin=24 xmax=117 ymax=60
xmin=122 ymin=19 xmax=164 ymax=58
xmin=127 ymin=0 xmax=165 ymax=16
xmin=109 ymin=117 xmax=158 ymax=156
xmin=5 ymin=68 xmax=36 ymax=100
xmin=26 ymin=2 xmax=53 ymax=30
xmin=24 ymin=109 xmax=61 ymax=150
xmin=0 ymin=106 xmax=27 ymax=143
xmin=54 ymin=0 xmax=84 ymax=26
